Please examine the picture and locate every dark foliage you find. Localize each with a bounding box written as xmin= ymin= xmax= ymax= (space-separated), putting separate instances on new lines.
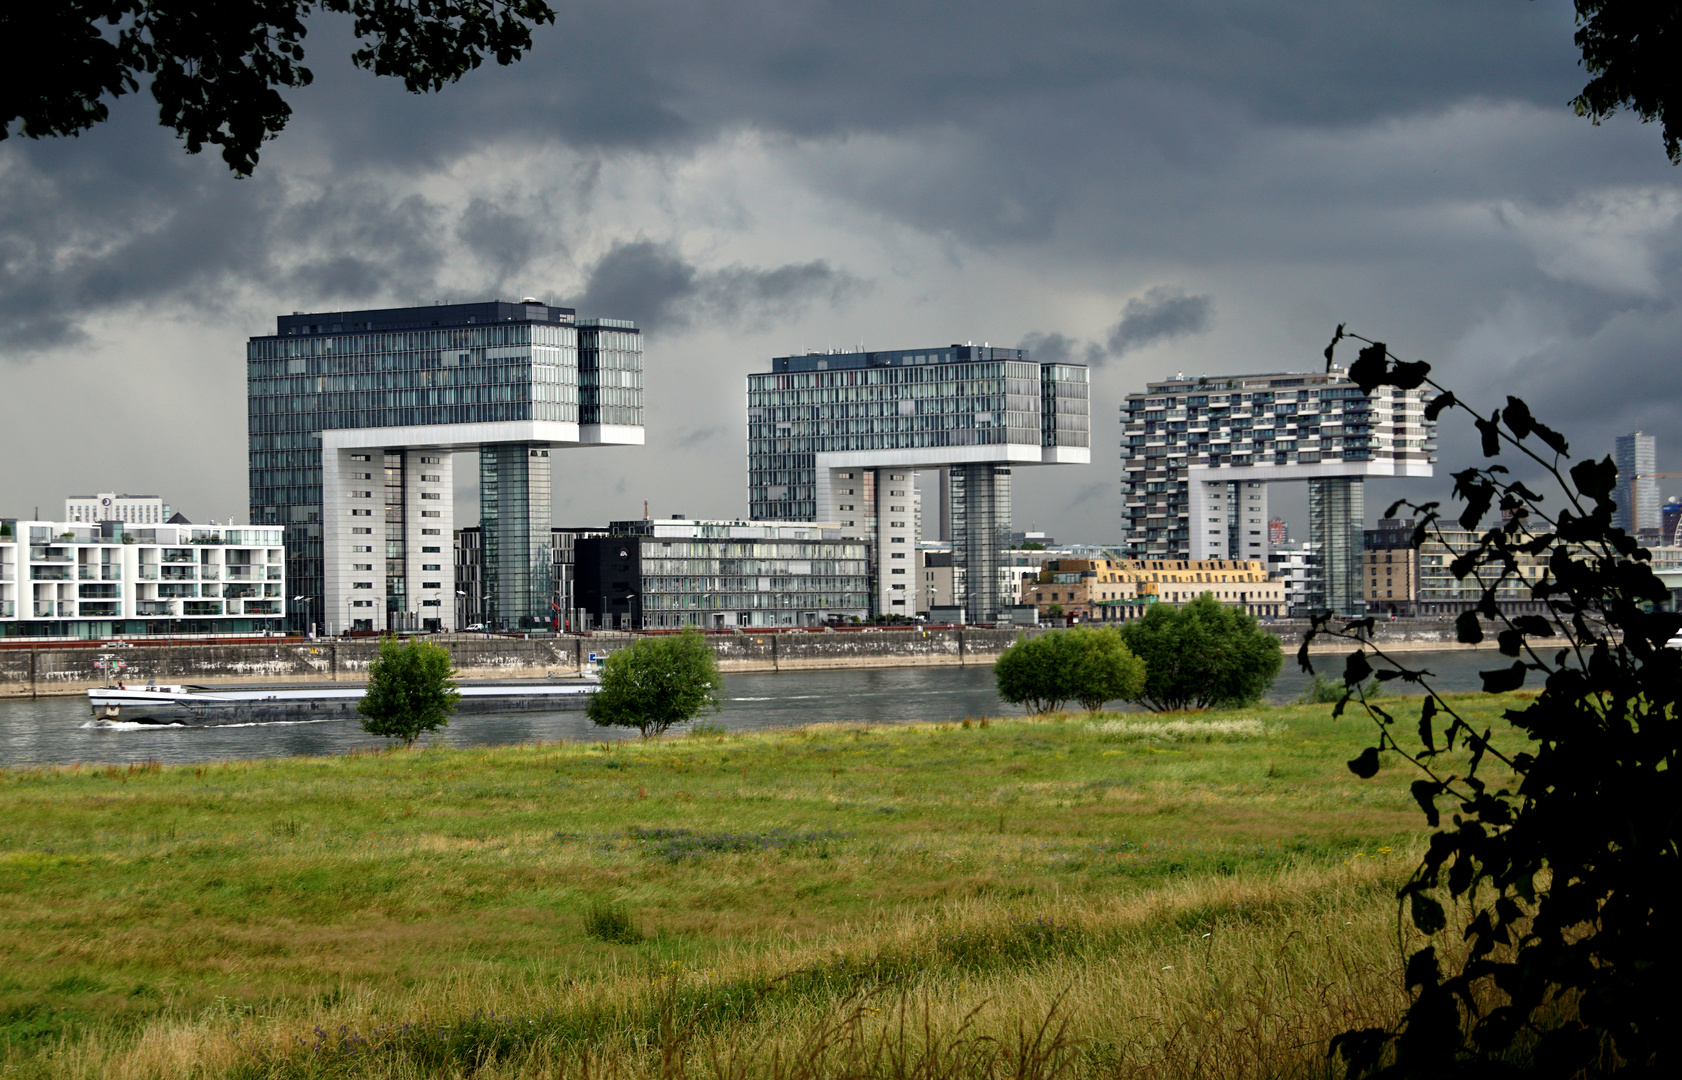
xmin=1313 ymin=330 xmax=1681 ymax=1078
xmin=1570 ymin=1 xmax=1682 ymax=163
xmin=0 ymin=1 xmax=555 ymax=175
xmin=1117 ymin=595 xmax=1282 ymax=712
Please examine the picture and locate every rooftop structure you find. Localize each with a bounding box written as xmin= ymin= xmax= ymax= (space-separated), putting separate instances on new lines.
xmin=748 ymin=344 xmax=1090 ymax=623
xmin=1120 ymin=367 xmax=1434 ymax=616
xmin=247 ymin=301 xmax=643 ymax=635
xmin=65 ymin=493 xmax=174 ymax=526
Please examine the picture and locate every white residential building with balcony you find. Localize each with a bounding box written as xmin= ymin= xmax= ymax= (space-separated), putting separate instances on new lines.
xmin=0 ymin=520 xmax=286 ymax=640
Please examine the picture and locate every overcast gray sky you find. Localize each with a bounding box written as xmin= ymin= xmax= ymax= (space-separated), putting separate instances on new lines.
xmin=2 ymin=0 xmax=1678 ymax=539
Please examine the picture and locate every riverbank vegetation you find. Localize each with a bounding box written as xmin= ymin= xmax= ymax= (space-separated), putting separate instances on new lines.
xmin=0 ymin=694 xmax=1531 ymax=1078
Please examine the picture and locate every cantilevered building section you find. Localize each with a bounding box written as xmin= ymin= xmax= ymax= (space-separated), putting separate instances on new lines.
xmin=1120 ymin=368 xmax=1434 ymax=616
xmin=748 ymin=344 xmax=1090 ymax=623
xmin=248 ymin=302 xmax=643 ymax=635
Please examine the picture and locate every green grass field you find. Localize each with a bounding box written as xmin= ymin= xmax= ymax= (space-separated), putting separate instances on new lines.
xmin=0 ymin=694 xmax=1530 ymax=1079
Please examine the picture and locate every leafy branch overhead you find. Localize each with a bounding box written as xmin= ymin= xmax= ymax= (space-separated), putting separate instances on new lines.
xmin=0 ymin=1 xmax=556 ymax=175
xmin=1311 ymin=329 xmax=1680 ymax=1078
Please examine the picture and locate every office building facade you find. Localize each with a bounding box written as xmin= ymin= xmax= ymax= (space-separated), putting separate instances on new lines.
xmin=247 ymin=302 xmax=642 ymax=635
xmin=1 ymin=519 xmax=285 ymax=639
xmin=577 ymin=518 xmax=871 ymax=629
xmin=1120 ymin=368 xmax=1434 ymax=616
xmin=1613 ymin=431 xmax=1659 ymax=538
xmin=747 ymin=344 xmax=1090 ymax=623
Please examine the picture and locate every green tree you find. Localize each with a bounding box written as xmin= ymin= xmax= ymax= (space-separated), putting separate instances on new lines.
xmin=1314 ymin=333 xmax=1681 ymax=1078
xmin=1116 ymin=595 xmax=1282 ymax=711
xmin=357 ymin=635 xmax=460 ymax=747
xmin=587 ymin=628 xmax=725 ymax=738
xmin=1044 ymin=602 xmax=1063 ymax=620
xmin=1 ymin=1 xmax=555 ymax=175
xmin=994 ymin=628 xmax=1146 ymax=714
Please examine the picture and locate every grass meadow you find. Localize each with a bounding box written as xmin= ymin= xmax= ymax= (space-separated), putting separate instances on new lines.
xmin=0 ymin=694 xmax=1532 ymax=1079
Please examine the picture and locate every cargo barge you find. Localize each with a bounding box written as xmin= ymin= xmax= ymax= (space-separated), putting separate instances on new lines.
xmin=88 ymin=678 xmax=595 ymax=725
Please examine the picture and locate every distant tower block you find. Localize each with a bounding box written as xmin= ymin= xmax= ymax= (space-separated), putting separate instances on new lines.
xmin=247 ymin=303 xmax=644 ymax=634
xmin=748 ymin=345 xmax=1090 ymax=623
xmin=1120 ymin=369 xmax=1436 ymax=617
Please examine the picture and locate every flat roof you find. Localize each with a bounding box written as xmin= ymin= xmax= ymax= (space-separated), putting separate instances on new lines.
xmin=261 ymin=301 xmax=579 ymax=338
xmin=768 ymin=344 xmax=1051 ymax=373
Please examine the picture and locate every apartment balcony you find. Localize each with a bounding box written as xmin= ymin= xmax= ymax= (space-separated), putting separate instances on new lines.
xmin=136 ymin=601 xmax=175 ymax=617
xmin=79 ymin=602 xmax=120 ymax=617
xmin=201 ymin=567 xmax=220 ymax=580
xmin=267 ymin=565 xmax=285 ymax=580
xmin=224 ymin=585 xmax=259 ymax=599
xmin=182 ymin=601 xmax=224 ymax=616
xmin=224 ymin=566 xmax=259 ymax=581
xmin=0 ymin=601 xmax=12 ymax=618
xmin=241 ymin=600 xmax=282 ymax=615
xmin=34 ymin=602 xmax=59 ymax=618
xmin=135 ymin=567 xmax=158 ymax=580
xmin=31 ymin=567 xmax=71 ymax=581
xmin=77 ymin=565 xmax=98 ymax=580
xmin=161 ymin=551 xmax=195 ymax=564
xmin=161 ymin=566 xmax=197 ymax=581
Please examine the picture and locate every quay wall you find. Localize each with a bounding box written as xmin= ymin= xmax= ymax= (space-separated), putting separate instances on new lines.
xmin=0 ymin=620 xmax=1532 ymax=698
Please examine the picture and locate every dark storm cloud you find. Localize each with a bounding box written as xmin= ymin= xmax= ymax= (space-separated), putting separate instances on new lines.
xmin=571 ymin=240 xmax=862 ymax=331
xmin=456 ymin=198 xmax=540 ymax=284
xmin=1018 ymin=331 xmax=1103 ymax=367
xmin=1105 ymin=288 xmax=1214 ymax=357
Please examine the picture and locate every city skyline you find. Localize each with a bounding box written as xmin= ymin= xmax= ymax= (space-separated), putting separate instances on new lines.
xmin=4 ymin=3 xmax=1681 ymax=546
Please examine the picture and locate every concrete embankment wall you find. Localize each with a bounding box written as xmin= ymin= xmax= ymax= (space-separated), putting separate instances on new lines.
xmin=0 ymin=620 xmax=1540 ymax=698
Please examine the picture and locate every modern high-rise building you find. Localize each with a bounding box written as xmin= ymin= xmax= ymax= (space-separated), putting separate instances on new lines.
xmin=747 ymin=344 xmax=1090 ymax=623
xmin=1120 ymin=368 xmax=1435 ymax=616
xmin=1613 ymin=431 xmax=1659 ymax=537
xmin=247 ymin=301 xmax=643 ymax=634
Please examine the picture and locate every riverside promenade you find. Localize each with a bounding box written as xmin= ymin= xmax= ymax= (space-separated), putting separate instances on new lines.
xmin=0 ymin=620 xmax=1547 ymax=698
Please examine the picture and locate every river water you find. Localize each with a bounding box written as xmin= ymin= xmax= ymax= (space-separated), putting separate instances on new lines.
xmin=0 ymin=649 xmax=1514 ymax=767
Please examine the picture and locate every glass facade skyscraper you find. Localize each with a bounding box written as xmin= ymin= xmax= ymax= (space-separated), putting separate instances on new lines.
xmin=746 ymin=344 xmax=1089 ymax=623
xmin=247 ymin=301 xmax=643 ymax=634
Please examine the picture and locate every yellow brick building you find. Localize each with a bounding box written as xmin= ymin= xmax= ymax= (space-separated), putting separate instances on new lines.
xmin=1020 ymin=558 xmax=1285 ymax=622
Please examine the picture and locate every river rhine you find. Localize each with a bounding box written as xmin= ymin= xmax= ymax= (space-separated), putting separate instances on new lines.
xmin=0 ymin=649 xmax=1515 ymax=767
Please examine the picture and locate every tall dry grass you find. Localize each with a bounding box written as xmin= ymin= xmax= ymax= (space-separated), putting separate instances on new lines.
xmin=30 ymin=853 xmax=1419 ymax=1080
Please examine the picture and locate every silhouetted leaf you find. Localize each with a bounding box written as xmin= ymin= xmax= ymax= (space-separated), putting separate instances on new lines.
xmin=1480 ymin=662 xmax=1526 ymax=693
xmin=1410 ymin=895 xmax=1447 ymax=936
xmin=1391 ymin=359 xmax=1430 ymax=389
xmin=1424 ymin=391 xmax=1457 ymax=421
xmin=1411 ymin=779 xmax=1444 ymax=827
xmin=1347 ymin=746 xmax=1381 ymax=778
xmin=1323 ymin=323 xmax=1345 ymax=367
xmin=1475 ymin=411 xmax=1502 ymax=457
xmin=1455 ymin=611 xmax=1484 ymax=645
xmin=1531 ymin=420 xmax=1569 ymax=455
xmin=1503 ymin=396 xmax=1534 ymax=439
xmin=1497 ymin=629 xmax=1522 ymax=657
xmin=1570 ymin=456 xmax=1618 ymax=502
xmin=1418 ymin=696 xmax=1438 ymax=753
xmin=1349 ymin=342 xmax=1388 ymax=392
xmin=1343 ymin=650 xmax=1373 ymax=685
